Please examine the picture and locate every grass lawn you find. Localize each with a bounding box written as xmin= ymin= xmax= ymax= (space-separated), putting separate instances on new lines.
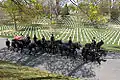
xmin=102 ymin=44 xmax=120 ymax=52
xmin=0 ymin=60 xmax=79 ymax=80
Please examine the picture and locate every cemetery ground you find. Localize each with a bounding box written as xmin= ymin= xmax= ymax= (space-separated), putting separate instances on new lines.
xmin=0 ymin=25 xmax=119 ymax=52
xmin=1 ymin=0 xmax=120 ymax=79
xmin=0 ymin=15 xmax=120 ymax=80
xmin=0 ymin=24 xmax=120 ymax=80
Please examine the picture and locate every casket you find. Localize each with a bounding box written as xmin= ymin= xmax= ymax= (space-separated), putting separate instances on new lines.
xmin=14 ymin=36 xmax=23 ymax=40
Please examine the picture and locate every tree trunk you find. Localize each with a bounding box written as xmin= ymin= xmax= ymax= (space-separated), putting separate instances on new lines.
xmin=109 ymin=0 xmax=111 ymax=20
xmin=49 ymin=0 xmax=53 ymax=32
xmin=55 ymin=0 xmax=59 ymax=23
xmin=13 ymin=13 xmax=17 ymax=31
xmin=14 ymin=19 xmax=17 ymax=31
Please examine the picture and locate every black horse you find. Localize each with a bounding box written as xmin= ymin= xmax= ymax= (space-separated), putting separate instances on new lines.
xmin=15 ymin=40 xmax=24 ymax=53
xmin=59 ymin=42 xmax=81 ymax=59
xmin=28 ymin=40 xmax=37 ymax=55
xmin=11 ymin=39 xmax=17 ymax=51
xmin=81 ymin=41 xmax=107 ymax=65
xmin=10 ymin=39 xmax=24 ymax=53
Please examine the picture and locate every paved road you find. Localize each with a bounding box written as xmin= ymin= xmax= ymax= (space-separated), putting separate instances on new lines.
xmin=0 ymin=38 xmax=6 ymax=49
xmin=92 ymin=59 xmax=120 ymax=80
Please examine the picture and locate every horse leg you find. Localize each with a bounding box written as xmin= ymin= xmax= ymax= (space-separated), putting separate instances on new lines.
xmin=28 ymin=47 xmax=32 ymax=55
xmin=20 ymin=47 xmax=23 ymax=53
xmin=8 ymin=46 xmax=10 ymax=50
xmin=97 ymin=58 xmax=101 ymax=65
xmin=73 ymin=50 xmax=77 ymax=59
xmin=66 ymin=50 xmax=69 ymax=58
xmin=7 ymin=45 xmax=9 ymax=50
xmin=53 ymin=47 xmax=56 ymax=54
xmin=34 ymin=47 xmax=37 ymax=56
xmin=41 ymin=47 xmax=44 ymax=53
xmin=44 ymin=47 xmax=46 ymax=53
xmin=60 ymin=49 xmax=63 ymax=56
xmin=16 ymin=47 xmax=19 ymax=52
xmin=35 ymin=47 xmax=37 ymax=53
xmin=12 ymin=47 xmax=15 ymax=52
xmin=84 ymin=54 xmax=88 ymax=62
xmin=29 ymin=50 xmax=32 ymax=55
xmin=48 ymin=48 xmax=50 ymax=53
xmin=53 ymin=48 xmax=55 ymax=54
xmin=91 ymin=55 xmax=94 ymax=62
xmin=55 ymin=46 xmax=57 ymax=53
xmin=11 ymin=47 xmax=13 ymax=51
xmin=83 ymin=55 xmax=86 ymax=61
xmin=101 ymin=59 xmax=107 ymax=62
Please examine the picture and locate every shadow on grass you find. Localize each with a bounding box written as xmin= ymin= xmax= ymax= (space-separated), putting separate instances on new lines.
xmin=21 ymin=76 xmax=69 ymax=80
xmin=0 ymin=47 xmax=97 ymax=79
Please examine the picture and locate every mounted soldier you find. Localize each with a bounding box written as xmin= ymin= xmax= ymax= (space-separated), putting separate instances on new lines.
xmin=91 ymin=37 xmax=96 ymax=49
xmin=96 ymin=40 xmax=104 ymax=50
xmin=28 ymin=40 xmax=37 ymax=55
xmin=68 ymin=37 xmax=72 ymax=46
xmin=6 ymin=39 xmax=10 ymax=50
xmin=81 ymin=43 xmax=91 ymax=62
xmin=49 ymin=34 xmax=55 ymax=54
xmin=50 ymin=34 xmax=55 ymax=43
xmin=26 ymin=34 xmax=30 ymax=40
xmin=23 ymin=34 xmax=31 ymax=47
xmin=42 ymin=35 xmax=46 ymax=44
xmin=16 ymin=40 xmax=24 ymax=53
xmin=33 ymin=34 xmax=37 ymax=43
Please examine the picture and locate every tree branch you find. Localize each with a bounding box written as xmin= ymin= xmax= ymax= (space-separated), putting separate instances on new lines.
xmin=69 ymin=0 xmax=89 ymax=18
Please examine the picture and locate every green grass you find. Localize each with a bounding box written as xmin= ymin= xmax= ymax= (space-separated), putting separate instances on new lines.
xmin=0 ymin=60 xmax=79 ymax=80
xmin=102 ymin=44 xmax=120 ymax=52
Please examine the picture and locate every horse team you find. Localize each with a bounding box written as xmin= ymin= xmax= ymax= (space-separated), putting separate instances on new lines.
xmin=5 ymin=34 xmax=107 ymax=65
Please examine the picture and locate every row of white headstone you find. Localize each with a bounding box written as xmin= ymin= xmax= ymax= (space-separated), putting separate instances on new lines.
xmin=0 ymin=25 xmax=120 ymax=45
